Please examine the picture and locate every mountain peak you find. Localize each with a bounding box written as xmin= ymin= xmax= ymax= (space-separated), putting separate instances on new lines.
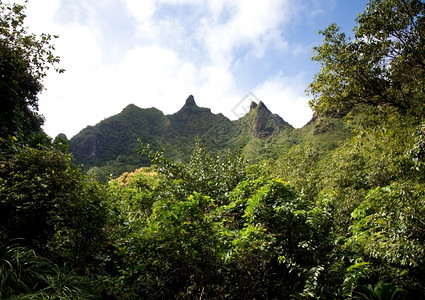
xmin=123 ymin=103 xmax=138 ymax=111
xmin=174 ymin=95 xmax=209 ymax=116
xmin=250 ymin=101 xmax=258 ymax=110
xmin=257 ymin=101 xmax=267 ymax=110
xmin=168 ymin=95 xmax=234 ymax=140
xmin=246 ymin=101 xmax=293 ymax=138
xmin=185 ymin=95 xmax=197 ymax=107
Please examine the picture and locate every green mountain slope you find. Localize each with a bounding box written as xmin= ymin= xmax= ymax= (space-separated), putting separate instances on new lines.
xmin=235 ymin=101 xmax=292 ymax=138
xmin=69 ymin=104 xmax=172 ymax=174
xmin=69 ymin=96 xmax=242 ymax=175
xmin=234 ymin=100 xmax=295 ymax=161
xmin=69 ymin=95 xmax=353 ymax=177
xmin=167 ymin=95 xmax=240 ymax=157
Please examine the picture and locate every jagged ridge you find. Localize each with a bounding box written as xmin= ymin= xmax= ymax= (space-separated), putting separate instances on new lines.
xmin=68 ymin=95 xmax=350 ymax=177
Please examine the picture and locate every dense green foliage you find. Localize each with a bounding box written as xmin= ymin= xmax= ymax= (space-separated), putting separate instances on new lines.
xmin=108 ymin=147 xmax=334 ymax=298
xmin=0 ymin=244 xmax=99 ymax=299
xmin=308 ymin=0 xmax=425 ymax=119
xmin=0 ymin=1 xmax=63 ymax=157
xmin=2 ymin=0 xmax=425 ymax=298
xmin=0 ymin=148 xmax=109 ymax=267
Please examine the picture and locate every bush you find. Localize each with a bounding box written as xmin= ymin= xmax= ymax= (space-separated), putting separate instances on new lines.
xmin=0 ymin=244 xmax=99 ymax=299
xmin=0 ymin=147 xmax=108 ymax=269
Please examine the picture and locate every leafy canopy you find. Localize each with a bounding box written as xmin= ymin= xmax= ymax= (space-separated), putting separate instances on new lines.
xmin=138 ymin=138 xmax=247 ymax=205
xmin=308 ymin=0 xmax=425 ymax=120
xmin=0 ymin=1 xmax=63 ymax=154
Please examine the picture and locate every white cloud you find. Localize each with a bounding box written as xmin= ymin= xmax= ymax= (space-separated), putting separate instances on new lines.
xmin=114 ymin=45 xmax=198 ymax=112
xmin=125 ymin=0 xmax=294 ymax=65
xmin=19 ymin=0 xmax=315 ymax=138
xmin=25 ymin=0 xmax=60 ymax=31
xmin=122 ymin=0 xmax=156 ymax=22
xmin=200 ymin=0 xmax=293 ymax=64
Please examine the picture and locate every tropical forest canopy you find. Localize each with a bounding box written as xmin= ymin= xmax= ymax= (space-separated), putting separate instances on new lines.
xmin=1 ymin=0 xmax=425 ymax=299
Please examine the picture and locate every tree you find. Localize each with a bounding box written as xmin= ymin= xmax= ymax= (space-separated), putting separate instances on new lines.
xmin=138 ymin=138 xmax=247 ymax=205
xmin=308 ymin=0 xmax=425 ymax=120
xmin=219 ymin=178 xmax=335 ymax=298
xmin=0 ymin=2 xmax=63 ymax=154
xmin=116 ymin=192 xmax=223 ymax=299
xmin=347 ymin=181 xmax=425 ymax=297
xmin=0 ymin=147 xmax=108 ymax=269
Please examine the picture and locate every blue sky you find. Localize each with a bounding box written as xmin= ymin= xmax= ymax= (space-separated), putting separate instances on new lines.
xmin=20 ymin=0 xmax=369 ymax=138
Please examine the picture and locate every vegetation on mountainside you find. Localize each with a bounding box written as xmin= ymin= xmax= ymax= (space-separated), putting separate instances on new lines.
xmin=1 ymin=0 xmax=425 ymax=299
xmin=69 ymin=95 xmax=355 ymax=179
xmin=70 ymin=96 xmax=357 ymax=180
xmin=69 ymin=96 xmax=243 ymax=178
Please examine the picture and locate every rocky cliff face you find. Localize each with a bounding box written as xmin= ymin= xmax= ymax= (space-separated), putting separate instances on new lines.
xmin=234 ymin=100 xmax=293 ymax=139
